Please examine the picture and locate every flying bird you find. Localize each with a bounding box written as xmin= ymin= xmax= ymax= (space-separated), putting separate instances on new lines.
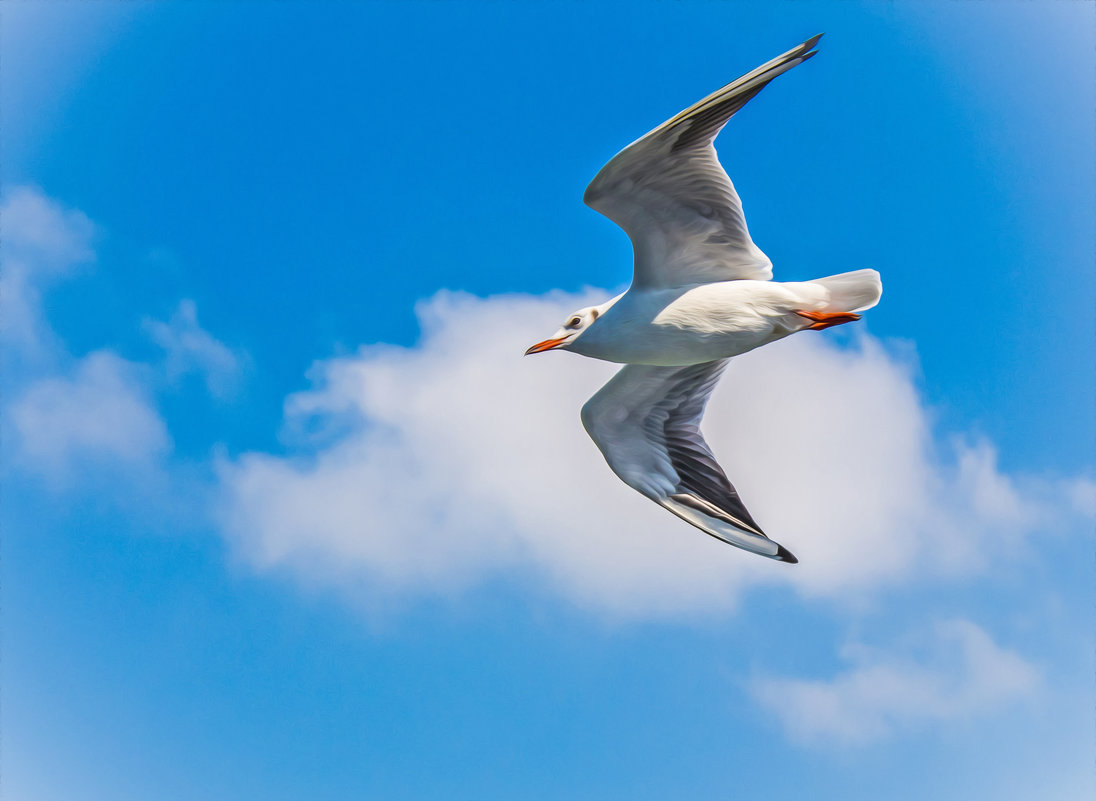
xmin=525 ymin=34 xmax=881 ymax=564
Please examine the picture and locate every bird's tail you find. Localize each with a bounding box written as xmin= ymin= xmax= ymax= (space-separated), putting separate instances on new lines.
xmin=813 ymin=269 xmax=882 ymax=313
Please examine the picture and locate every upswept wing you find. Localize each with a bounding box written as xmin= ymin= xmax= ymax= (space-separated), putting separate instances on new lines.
xmin=583 ymin=34 xmax=822 ymax=290
xmin=580 ymin=360 xmax=796 ymax=562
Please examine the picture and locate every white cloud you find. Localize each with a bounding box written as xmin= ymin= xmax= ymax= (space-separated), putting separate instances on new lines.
xmin=1 ymin=186 xmax=96 ymax=363
xmin=0 ymin=189 xmax=173 ymax=488
xmin=1 ymin=189 xmax=237 ymax=493
xmin=750 ymin=619 xmax=1040 ymax=747
xmin=1066 ymin=476 xmax=1096 ymax=519
xmin=2 ymin=184 xmax=96 ymax=270
xmin=143 ymin=299 xmax=243 ymax=398
xmin=8 ymin=350 xmax=171 ymax=485
xmin=216 ymin=289 xmax=1092 ymax=616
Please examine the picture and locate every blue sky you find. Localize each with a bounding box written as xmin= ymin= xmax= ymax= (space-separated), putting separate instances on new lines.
xmin=3 ymin=2 xmax=1094 ymax=799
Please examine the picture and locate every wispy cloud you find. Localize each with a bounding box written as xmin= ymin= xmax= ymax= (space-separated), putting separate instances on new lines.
xmin=1 ymin=186 xmax=171 ymax=488
xmin=1065 ymin=476 xmax=1096 ymax=519
xmin=216 ymin=290 xmax=1092 ymax=617
xmin=1 ymin=187 xmax=235 ymax=498
xmin=143 ymin=299 xmax=244 ymax=399
xmin=1 ymin=186 xmax=96 ymax=365
xmin=8 ymin=350 xmax=170 ymax=485
xmin=751 ymin=619 xmax=1040 ymax=746
xmin=2 ymin=185 xmax=96 ymax=270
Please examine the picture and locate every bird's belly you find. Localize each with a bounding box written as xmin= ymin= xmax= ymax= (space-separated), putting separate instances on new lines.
xmin=579 ymin=319 xmax=789 ymax=366
xmin=613 ymin=327 xmax=778 ymax=365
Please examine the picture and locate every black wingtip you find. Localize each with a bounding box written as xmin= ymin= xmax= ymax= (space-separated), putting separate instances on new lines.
xmin=775 ymin=544 xmax=799 ymax=564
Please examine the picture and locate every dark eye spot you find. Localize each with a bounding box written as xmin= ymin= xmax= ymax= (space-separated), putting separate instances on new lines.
xmin=568 ymin=316 xmax=581 ymax=328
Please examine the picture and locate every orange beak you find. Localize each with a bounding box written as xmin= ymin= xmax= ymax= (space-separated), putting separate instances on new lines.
xmin=524 ymin=337 xmax=567 ymax=355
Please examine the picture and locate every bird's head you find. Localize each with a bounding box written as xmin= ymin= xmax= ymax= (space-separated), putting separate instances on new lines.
xmin=525 ymin=305 xmax=601 ymax=355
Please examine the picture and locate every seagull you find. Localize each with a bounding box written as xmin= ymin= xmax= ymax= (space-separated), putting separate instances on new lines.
xmin=524 ymin=34 xmax=881 ymax=564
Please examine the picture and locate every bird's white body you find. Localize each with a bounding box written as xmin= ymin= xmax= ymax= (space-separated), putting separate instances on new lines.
xmin=569 ymin=275 xmax=877 ymax=366
xmin=525 ymin=35 xmax=881 ymax=564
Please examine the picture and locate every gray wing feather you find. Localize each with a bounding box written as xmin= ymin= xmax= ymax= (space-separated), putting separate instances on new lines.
xmin=583 ymin=34 xmax=822 ymax=289
xmin=580 ymin=360 xmax=765 ymax=537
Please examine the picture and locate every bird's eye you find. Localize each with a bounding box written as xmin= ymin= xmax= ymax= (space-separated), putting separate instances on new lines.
xmin=568 ymin=316 xmax=582 ymax=328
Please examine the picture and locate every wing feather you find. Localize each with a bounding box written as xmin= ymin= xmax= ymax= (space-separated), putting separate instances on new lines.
xmin=580 ymin=361 xmax=796 ymax=561
xmin=583 ymin=35 xmax=822 ymax=289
